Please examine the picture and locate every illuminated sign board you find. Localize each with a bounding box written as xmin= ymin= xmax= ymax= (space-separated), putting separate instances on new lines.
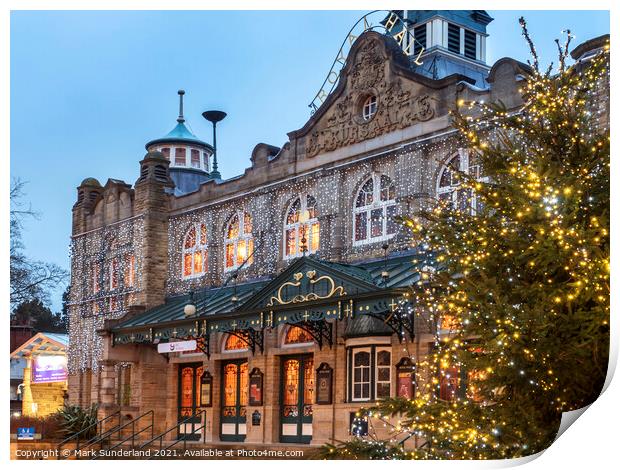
xmin=32 ymin=355 xmax=68 ymax=383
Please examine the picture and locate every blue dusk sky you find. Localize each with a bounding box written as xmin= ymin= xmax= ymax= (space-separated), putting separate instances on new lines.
xmin=10 ymin=10 xmax=610 ymax=311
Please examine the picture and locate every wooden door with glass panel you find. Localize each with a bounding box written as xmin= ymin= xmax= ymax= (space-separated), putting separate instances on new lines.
xmin=177 ymin=363 xmax=204 ymax=441
xmin=220 ymin=360 xmax=248 ymax=442
xmin=280 ymin=356 xmax=314 ymax=443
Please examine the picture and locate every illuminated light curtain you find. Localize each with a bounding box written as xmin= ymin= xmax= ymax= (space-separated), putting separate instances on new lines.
xmin=92 ymin=263 xmax=101 ymax=293
xmin=284 ymin=195 xmax=320 ymax=258
xmin=353 ymin=173 xmax=397 ymax=245
xmin=224 ymin=211 xmax=254 ymax=271
xmin=437 ymin=151 xmax=487 ymax=213
xmin=182 ymin=223 xmax=207 ymax=279
xmin=284 ymin=326 xmax=314 ymax=345
xmin=224 ymin=334 xmax=248 ymax=351
xmin=109 ymin=258 xmax=119 ymax=290
xmin=123 ymin=253 xmax=135 ymax=287
xmin=283 ymin=359 xmax=300 ymax=416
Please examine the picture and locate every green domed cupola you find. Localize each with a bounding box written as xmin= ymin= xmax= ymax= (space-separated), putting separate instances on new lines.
xmin=145 ymin=90 xmax=216 ymax=195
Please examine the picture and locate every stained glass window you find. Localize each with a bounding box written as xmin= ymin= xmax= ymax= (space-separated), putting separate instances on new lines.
xmin=353 ymin=174 xmax=397 ymax=245
xmin=284 ymin=195 xmax=319 ymax=259
xmin=283 ymin=359 xmax=300 ymax=415
xmin=303 ymin=359 xmax=315 ymax=406
xmin=225 ymin=211 xmax=254 ymax=271
xmin=180 ymin=366 xmax=194 ymax=416
xmin=223 ymin=364 xmax=238 ymax=408
xmin=284 ymin=326 xmax=314 ymax=345
xmin=224 ymin=334 xmax=248 ymax=351
xmin=182 ymin=223 xmax=207 ymax=279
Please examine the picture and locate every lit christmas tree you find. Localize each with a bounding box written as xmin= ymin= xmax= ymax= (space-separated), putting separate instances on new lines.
xmin=321 ymin=19 xmax=609 ymax=460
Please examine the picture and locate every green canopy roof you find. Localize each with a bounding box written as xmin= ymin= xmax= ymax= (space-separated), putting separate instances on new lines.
xmin=112 ymin=252 xmax=426 ymax=332
xmin=145 ymin=121 xmax=212 ymax=150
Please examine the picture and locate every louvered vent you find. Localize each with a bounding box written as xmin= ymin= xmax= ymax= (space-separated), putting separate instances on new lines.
xmin=413 ymin=25 xmax=426 ymax=55
xmin=464 ymin=29 xmax=477 ymax=59
xmin=154 ymin=165 xmax=168 ymax=182
xmin=139 ymin=164 xmax=149 ymax=181
xmin=447 ymin=23 xmax=460 ymax=54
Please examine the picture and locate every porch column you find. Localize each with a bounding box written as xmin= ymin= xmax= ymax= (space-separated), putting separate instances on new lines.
xmin=21 ymin=352 xmax=35 ymax=417
xmin=98 ymin=360 xmax=117 ymax=422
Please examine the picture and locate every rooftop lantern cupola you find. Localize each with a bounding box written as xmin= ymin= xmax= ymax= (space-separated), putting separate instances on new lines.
xmin=145 ymin=90 xmax=215 ymax=195
xmin=389 ymin=10 xmax=493 ymax=88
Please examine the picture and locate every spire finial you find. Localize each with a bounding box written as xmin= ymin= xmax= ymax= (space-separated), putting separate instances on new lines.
xmin=177 ymin=89 xmax=185 ymax=123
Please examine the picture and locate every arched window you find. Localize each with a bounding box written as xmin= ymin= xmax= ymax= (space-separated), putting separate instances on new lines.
xmin=182 ymin=223 xmax=208 ymax=279
xmin=284 ymin=195 xmax=319 ymax=259
xmin=353 ymin=173 xmax=397 ymax=245
xmin=225 ymin=211 xmax=254 ymax=271
xmin=284 ymin=325 xmax=314 ymax=345
xmin=437 ymin=151 xmax=486 ymax=213
xmin=224 ymin=334 xmax=248 ymax=352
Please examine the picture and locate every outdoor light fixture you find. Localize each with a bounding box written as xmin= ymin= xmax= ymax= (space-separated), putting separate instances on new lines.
xmin=202 ymin=110 xmax=227 ymax=179
xmin=184 ymin=291 xmax=197 ymax=317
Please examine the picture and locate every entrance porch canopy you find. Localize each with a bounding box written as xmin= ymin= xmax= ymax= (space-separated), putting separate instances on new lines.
xmin=109 ymin=253 xmax=425 ymax=353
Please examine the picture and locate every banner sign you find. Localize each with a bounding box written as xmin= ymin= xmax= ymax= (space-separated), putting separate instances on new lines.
xmin=32 ymin=355 xmax=68 ymax=383
xmin=157 ymin=340 xmax=197 ymax=354
xmin=308 ymin=10 xmax=425 ymax=113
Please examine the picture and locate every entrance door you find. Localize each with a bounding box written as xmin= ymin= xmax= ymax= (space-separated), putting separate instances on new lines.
xmin=220 ymin=360 xmax=248 ymax=442
xmin=177 ymin=363 xmax=204 ymax=441
xmin=280 ymin=356 xmax=314 ymax=443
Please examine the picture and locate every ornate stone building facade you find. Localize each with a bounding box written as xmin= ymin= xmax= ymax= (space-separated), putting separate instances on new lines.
xmin=66 ymin=11 xmax=606 ymax=448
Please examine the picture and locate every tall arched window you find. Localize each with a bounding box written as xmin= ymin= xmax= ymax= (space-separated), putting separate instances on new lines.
xmin=353 ymin=173 xmax=397 ymax=245
xmin=284 ymin=195 xmax=319 ymax=259
xmin=225 ymin=211 xmax=254 ymax=271
xmin=437 ymin=151 xmax=486 ymax=213
xmin=182 ymin=223 xmax=208 ymax=279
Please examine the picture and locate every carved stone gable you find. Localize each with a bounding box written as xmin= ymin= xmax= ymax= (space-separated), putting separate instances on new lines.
xmin=304 ymin=34 xmax=436 ymax=158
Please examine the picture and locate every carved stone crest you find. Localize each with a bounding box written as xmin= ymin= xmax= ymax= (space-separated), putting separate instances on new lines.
xmin=305 ymin=37 xmax=435 ymax=158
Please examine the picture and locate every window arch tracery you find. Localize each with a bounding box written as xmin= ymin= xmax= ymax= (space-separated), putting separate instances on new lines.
xmin=225 ymin=211 xmax=254 ymax=271
xmin=182 ymin=223 xmax=208 ymax=279
xmin=353 ymin=173 xmax=397 ymax=245
xmin=284 ymin=194 xmax=320 ymax=259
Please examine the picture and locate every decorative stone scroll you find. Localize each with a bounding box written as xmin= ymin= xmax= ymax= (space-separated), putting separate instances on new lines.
xmin=305 ymin=39 xmax=435 ymax=158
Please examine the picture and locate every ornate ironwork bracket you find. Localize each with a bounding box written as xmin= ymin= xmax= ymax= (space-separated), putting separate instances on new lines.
xmin=370 ymin=310 xmax=414 ymax=343
xmin=195 ymin=335 xmax=210 ymax=358
xmin=294 ymin=320 xmax=333 ymax=349
xmin=229 ymin=329 xmax=264 ymax=355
